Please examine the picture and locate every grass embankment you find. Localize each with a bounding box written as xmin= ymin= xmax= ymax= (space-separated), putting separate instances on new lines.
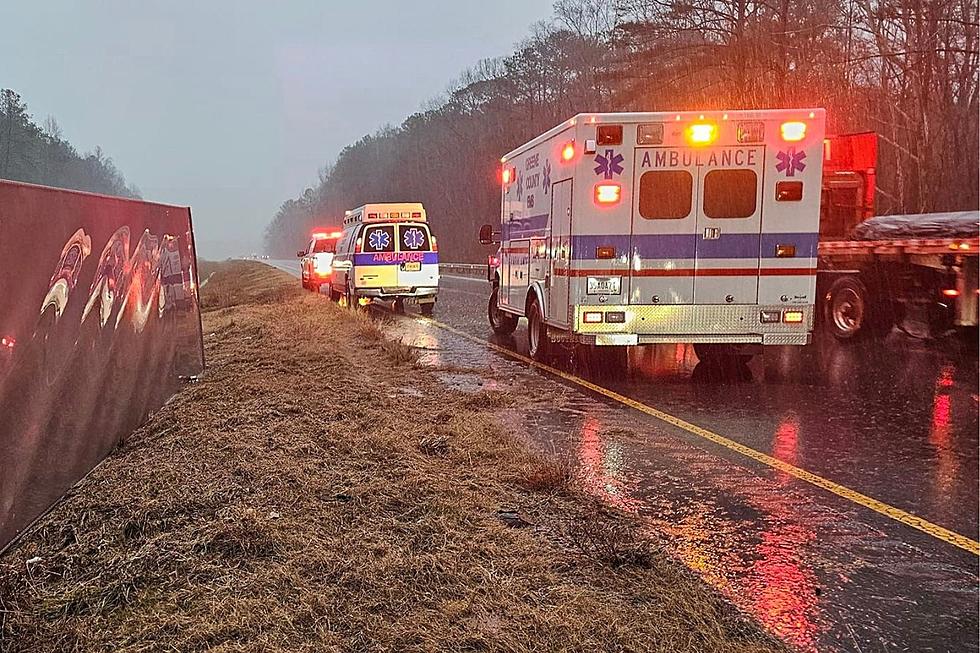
xmin=0 ymin=261 xmax=786 ymax=653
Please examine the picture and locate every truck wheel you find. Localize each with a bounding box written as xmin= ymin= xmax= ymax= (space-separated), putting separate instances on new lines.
xmin=824 ymin=276 xmax=893 ymax=340
xmin=420 ymin=302 xmax=434 ymax=317
xmin=527 ymin=298 xmax=551 ymax=361
xmin=488 ymin=286 xmax=518 ymax=335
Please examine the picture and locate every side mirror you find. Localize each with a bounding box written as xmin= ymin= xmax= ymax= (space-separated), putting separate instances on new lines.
xmin=296 ymin=250 xmax=306 ymax=258
xmin=478 ymin=224 xmax=499 ymax=245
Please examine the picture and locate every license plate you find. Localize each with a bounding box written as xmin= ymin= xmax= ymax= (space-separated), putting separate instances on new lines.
xmin=587 ymin=276 xmax=621 ymax=295
xmin=402 ymin=262 xmax=421 ymax=272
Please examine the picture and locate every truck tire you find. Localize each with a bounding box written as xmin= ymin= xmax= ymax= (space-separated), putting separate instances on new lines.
xmin=824 ymin=276 xmax=893 ymax=341
xmin=527 ymin=297 xmax=551 ymax=361
xmin=488 ymin=286 xmax=518 ymax=335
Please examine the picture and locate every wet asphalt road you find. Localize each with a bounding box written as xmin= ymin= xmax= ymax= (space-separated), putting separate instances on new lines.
xmin=267 ymin=260 xmax=979 ymax=652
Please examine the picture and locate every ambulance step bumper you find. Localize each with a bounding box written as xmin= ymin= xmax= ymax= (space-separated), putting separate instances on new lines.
xmin=573 ymin=332 xmax=811 ymax=346
xmin=358 ymin=286 xmax=439 ymax=299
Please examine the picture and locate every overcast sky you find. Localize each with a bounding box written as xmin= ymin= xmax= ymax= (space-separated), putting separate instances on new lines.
xmin=2 ymin=0 xmax=554 ymax=257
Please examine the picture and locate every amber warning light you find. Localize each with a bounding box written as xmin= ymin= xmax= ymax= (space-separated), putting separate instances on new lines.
xmin=781 ymin=121 xmax=807 ymax=142
xmin=686 ymin=122 xmax=718 ymax=146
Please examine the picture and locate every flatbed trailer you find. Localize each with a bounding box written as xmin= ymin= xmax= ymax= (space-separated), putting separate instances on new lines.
xmin=815 ymin=133 xmax=978 ymax=340
xmin=816 ymin=230 xmax=979 ymax=340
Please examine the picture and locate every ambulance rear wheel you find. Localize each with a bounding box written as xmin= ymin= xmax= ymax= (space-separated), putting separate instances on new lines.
xmin=488 ymin=286 xmax=518 ymax=335
xmin=527 ymin=298 xmax=551 ymax=361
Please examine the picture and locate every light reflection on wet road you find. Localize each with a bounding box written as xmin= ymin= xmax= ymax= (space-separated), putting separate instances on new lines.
xmin=268 ymin=262 xmax=979 ymax=652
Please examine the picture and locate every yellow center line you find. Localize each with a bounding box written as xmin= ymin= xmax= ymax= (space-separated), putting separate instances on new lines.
xmin=423 ymin=316 xmax=980 ymax=556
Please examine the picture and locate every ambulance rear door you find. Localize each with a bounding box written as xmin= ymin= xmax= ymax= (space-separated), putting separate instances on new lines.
xmin=692 ymin=146 xmax=765 ymax=304
xmin=394 ymin=223 xmax=438 ymax=288
xmin=628 ymin=148 xmax=699 ymax=305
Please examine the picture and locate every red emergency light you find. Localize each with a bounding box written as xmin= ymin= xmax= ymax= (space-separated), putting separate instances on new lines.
xmin=561 ymin=141 xmax=576 ymax=162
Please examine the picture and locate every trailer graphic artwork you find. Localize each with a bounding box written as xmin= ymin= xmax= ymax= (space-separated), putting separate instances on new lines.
xmin=0 ymin=180 xmax=204 ymax=551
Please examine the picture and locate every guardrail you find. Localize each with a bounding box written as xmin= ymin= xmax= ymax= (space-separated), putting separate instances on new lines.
xmin=439 ymin=262 xmax=486 ymax=278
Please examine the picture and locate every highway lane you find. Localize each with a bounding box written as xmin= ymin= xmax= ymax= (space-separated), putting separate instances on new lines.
xmin=266 ymin=260 xmax=979 ymax=652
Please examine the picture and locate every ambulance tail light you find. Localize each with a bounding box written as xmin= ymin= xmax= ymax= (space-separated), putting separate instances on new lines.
xmin=583 ymin=311 xmax=603 ymax=324
xmin=354 ymin=238 xmax=363 ymax=254
xmin=783 ymin=310 xmax=805 ymax=324
xmin=594 ymin=183 xmax=621 ymax=205
xmin=760 ymin=310 xmax=781 ymax=324
xmin=781 ymin=121 xmax=807 ymax=142
xmin=431 ymin=235 xmax=438 ymax=252
xmin=686 ymin=122 xmax=717 ymax=146
xmin=561 ymin=141 xmax=576 ymax=162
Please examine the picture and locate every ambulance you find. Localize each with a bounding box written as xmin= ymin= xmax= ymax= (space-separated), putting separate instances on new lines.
xmin=480 ymin=110 xmax=826 ymax=362
xmin=330 ymin=203 xmax=439 ymax=315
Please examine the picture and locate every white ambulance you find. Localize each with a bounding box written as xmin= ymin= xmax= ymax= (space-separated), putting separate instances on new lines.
xmin=481 ymin=110 xmax=826 ymax=362
xmin=330 ymin=203 xmax=439 ymax=315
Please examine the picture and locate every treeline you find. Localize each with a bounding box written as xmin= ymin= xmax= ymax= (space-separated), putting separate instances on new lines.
xmin=265 ymin=0 xmax=979 ymax=261
xmin=0 ymin=89 xmax=139 ymax=198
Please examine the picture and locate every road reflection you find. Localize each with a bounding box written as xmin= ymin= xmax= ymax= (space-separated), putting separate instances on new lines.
xmin=367 ymin=280 xmax=979 ymax=652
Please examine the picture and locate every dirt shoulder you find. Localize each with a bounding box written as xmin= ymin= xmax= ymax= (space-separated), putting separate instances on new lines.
xmin=0 ymin=261 xmax=787 ymax=653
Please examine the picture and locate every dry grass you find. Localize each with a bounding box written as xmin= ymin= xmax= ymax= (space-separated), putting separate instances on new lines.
xmin=0 ymin=261 xmax=788 ymax=653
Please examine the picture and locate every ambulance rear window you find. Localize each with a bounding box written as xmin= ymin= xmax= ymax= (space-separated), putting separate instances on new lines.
xmin=639 ymin=170 xmax=693 ymax=219
xmin=362 ymin=225 xmax=396 ymax=253
xmin=312 ymin=238 xmax=336 ymax=253
xmin=703 ymin=169 xmax=757 ymax=219
xmin=398 ymin=224 xmax=431 ymax=251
